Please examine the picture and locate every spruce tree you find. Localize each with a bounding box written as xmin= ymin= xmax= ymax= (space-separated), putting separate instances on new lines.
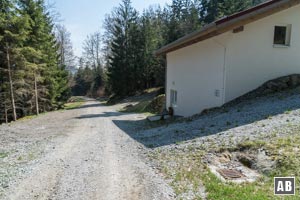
xmin=19 ymin=0 xmax=70 ymax=111
xmin=0 ymin=0 xmax=30 ymax=121
xmin=107 ymin=0 xmax=140 ymax=96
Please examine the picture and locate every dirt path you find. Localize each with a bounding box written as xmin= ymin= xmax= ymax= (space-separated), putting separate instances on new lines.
xmin=1 ymin=99 xmax=173 ymax=200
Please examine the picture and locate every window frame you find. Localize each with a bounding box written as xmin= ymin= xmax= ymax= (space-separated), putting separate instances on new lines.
xmin=170 ymin=89 xmax=177 ymax=106
xmin=273 ymin=24 xmax=292 ymax=47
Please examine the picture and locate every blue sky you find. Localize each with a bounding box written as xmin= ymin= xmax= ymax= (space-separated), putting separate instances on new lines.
xmin=52 ymin=0 xmax=171 ymax=57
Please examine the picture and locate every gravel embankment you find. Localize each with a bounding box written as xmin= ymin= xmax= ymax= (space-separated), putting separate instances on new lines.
xmin=135 ymin=90 xmax=300 ymax=150
xmin=126 ymin=89 xmax=300 ymax=200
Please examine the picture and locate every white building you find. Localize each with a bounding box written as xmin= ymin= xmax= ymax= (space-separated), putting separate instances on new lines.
xmin=156 ymin=0 xmax=300 ymax=117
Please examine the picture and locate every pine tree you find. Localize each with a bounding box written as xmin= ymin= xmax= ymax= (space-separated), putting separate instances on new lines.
xmin=0 ymin=0 xmax=73 ymax=123
xmin=107 ymin=0 xmax=141 ymax=96
xmin=200 ymin=0 xmax=265 ymax=24
xmin=0 ymin=0 xmax=30 ymax=121
xmin=164 ymin=0 xmax=184 ymax=43
xmin=19 ymin=0 xmax=70 ymax=111
xmin=140 ymin=7 xmax=166 ymax=88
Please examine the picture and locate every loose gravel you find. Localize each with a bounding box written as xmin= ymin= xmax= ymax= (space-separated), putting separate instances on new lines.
xmin=2 ymin=89 xmax=300 ymax=200
xmin=133 ymin=90 xmax=300 ymax=199
xmin=135 ymin=90 xmax=300 ymax=151
xmin=0 ymin=99 xmax=174 ymax=200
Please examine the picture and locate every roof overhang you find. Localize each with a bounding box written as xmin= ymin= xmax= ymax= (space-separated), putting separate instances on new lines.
xmin=155 ymin=0 xmax=300 ymax=56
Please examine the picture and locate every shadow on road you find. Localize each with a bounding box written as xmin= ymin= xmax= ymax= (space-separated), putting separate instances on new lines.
xmin=70 ymin=103 xmax=105 ymax=110
xmin=111 ymin=92 xmax=300 ymax=148
xmin=76 ymin=112 xmax=128 ymax=119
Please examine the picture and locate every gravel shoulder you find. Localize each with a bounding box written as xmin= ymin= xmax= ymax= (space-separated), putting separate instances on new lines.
xmin=135 ymin=90 xmax=300 ymax=149
xmin=0 ymin=99 xmax=174 ymax=200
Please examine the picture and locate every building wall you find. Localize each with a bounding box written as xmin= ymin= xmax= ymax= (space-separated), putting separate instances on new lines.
xmin=166 ymin=38 xmax=225 ymax=117
xmin=166 ymin=4 xmax=300 ymax=117
xmin=225 ymin=4 xmax=300 ymax=102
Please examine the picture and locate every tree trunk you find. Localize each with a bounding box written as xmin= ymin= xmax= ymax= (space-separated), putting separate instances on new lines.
xmin=6 ymin=44 xmax=17 ymax=121
xmin=4 ymin=105 xmax=8 ymax=124
xmin=34 ymin=72 xmax=39 ymax=115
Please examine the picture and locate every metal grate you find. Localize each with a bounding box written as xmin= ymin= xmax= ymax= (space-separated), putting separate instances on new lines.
xmin=217 ymin=169 xmax=244 ymax=179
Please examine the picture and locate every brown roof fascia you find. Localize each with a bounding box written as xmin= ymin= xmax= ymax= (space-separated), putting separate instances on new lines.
xmin=155 ymin=0 xmax=300 ymax=56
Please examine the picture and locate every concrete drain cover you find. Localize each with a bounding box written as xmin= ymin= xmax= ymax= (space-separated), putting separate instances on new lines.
xmin=217 ymin=169 xmax=245 ymax=180
xmin=206 ymin=153 xmax=261 ymax=183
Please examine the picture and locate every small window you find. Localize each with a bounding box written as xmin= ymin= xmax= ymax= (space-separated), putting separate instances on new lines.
xmin=170 ymin=90 xmax=177 ymax=106
xmin=273 ymin=25 xmax=291 ymax=46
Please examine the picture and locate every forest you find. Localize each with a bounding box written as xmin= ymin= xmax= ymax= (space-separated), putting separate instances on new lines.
xmin=74 ymin=0 xmax=266 ymax=97
xmin=0 ymin=0 xmax=265 ymax=123
xmin=0 ymin=0 xmax=71 ymax=123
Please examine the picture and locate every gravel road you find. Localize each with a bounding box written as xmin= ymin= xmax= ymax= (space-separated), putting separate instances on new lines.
xmin=0 ymin=99 xmax=174 ymax=200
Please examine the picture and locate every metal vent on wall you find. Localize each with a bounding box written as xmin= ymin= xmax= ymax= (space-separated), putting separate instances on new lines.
xmin=215 ymin=89 xmax=221 ymax=97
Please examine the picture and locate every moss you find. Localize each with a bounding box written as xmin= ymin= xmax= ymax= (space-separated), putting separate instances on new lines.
xmin=67 ymin=96 xmax=85 ymax=103
xmin=64 ymin=101 xmax=84 ymax=110
xmin=120 ymin=94 xmax=166 ymax=114
xmin=0 ymin=152 xmax=8 ymax=159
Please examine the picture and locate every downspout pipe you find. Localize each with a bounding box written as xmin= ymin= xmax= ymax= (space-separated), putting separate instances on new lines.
xmin=213 ymin=39 xmax=227 ymax=105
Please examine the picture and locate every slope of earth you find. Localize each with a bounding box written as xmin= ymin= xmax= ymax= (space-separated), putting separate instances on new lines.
xmin=120 ymin=89 xmax=300 ymax=200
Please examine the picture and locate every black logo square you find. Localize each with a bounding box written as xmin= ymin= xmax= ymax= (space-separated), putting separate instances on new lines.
xmin=274 ymin=177 xmax=295 ymax=195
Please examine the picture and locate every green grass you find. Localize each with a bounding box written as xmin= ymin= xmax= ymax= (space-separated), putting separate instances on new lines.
xmin=202 ymin=172 xmax=271 ymax=200
xmin=68 ymin=96 xmax=85 ymax=103
xmin=18 ymin=115 xmax=38 ymax=121
xmin=151 ymin=130 xmax=300 ymax=200
xmin=99 ymin=100 xmax=108 ymax=104
xmin=120 ymin=94 xmax=165 ymax=115
xmin=64 ymin=101 xmax=84 ymax=110
xmin=18 ymin=112 xmax=47 ymax=121
xmin=63 ymin=96 xmax=85 ymax=110
xmin=11 ymin=97 xmax=85 ymax=122
xmin=0 ymin=152 xmax=8 ymax=159
xmin=214 ymin=134 xmax=300 ymax=199
xmin=143 ymin=87 xmax=163 ymax=94
xmin=120 ymin=100 xmax=152 ymax=113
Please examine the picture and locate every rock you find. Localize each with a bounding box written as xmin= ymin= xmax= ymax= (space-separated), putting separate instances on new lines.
xmin=266 ymin=81 xmax=278 ymax=89
xmin=279 ymin=76 xmax=291 ymax=84
xmin=238 ymin=74 xmax=300 ymax=101
xmin=236 ymin=153 xmax=255 ymax=168
xmin=145 ymin=94 xmax=166 ymax=114
xmin=147 ymin=115 xmax=162 ymax=122
xmin=219 ymin=152 xmax=232 ymax=163
xmin=295 ymin=86 xmax=300 ymax=93
xmin=261 ymin=89 xmax=273 ymax=95
xmin=253 ymin=150 xmax=276 ymax=175
xmin=163 ymin=115 xmax=171 ymax=120
xmin=125 ymin=104 xmax=134 ymax=109
xmin=289 ymin=75 xmax=299 ymax=86
xmin=264 ymin=75 xmax=300 ymax=91
xmin=277 ymin=82 xmax=289 ymax=90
